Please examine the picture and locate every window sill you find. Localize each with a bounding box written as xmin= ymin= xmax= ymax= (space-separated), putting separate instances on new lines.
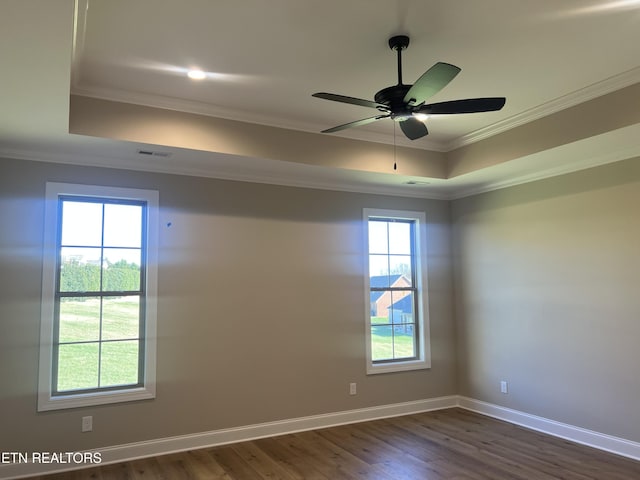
xmin=367 ymin=358 xmax=431 ymax=375
xmin=37 ymin=386 xmax=155 ymax=412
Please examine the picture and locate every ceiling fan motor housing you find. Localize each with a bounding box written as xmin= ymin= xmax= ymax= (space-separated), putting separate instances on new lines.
xmin=374 ymin=84 xmax=414 ymax=120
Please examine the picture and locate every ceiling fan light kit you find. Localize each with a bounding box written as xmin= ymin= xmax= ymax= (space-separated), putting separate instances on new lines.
xmin=313 ymin=35 xmax=506 ymax=140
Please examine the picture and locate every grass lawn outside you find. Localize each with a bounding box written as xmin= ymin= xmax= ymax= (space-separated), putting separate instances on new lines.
xmin=371 ymin=316 xmax=416 ymax=361
xmin=56 ymin=296 xmax=140 ymax=391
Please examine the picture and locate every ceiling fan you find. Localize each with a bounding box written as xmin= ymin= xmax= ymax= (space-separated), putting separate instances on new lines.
xmin=312 ymin=35 xmax=506 ymax=140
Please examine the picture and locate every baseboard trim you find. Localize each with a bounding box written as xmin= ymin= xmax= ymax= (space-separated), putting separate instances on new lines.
xmin=0 ymin=395 xmax=457 ymax=479
xmin=4 ymin=395 xmax=639 ymax=479
xmin=457 ymin=396 xmax=640 ymax=461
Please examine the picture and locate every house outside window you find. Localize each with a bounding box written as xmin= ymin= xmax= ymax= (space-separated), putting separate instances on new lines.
xmin=38 ymin=183 xmax=158 ymax=411
xmin=364 ymin=208 xmax=431 ymax=374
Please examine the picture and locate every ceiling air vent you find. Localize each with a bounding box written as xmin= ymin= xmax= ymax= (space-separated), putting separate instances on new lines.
xmin=137 ymin=149 xmax=172 ymax=158
xmin=404 ymin=180 xmax=431 ymax=186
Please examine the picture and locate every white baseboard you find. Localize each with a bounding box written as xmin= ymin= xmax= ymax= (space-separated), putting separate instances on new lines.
xmin=4 ymin=395 xmax=639 ymax=479
xmin=0 ymin=395 xmax=458 ymax=479
xmin=457 ymin=396 xmax=640 ymax=462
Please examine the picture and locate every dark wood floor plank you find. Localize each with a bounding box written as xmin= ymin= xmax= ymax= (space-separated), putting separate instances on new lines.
xmin=124 ymin=457 xmax=170 ymax=479
xmin=356 ymin=420 xmax=474 ymax=480
xmin=315 ymin=422 xmax=405 ymax=466
xmin=230 ymin=440 xmax=302 ymax=480
xmin=31 ymin=408 xmax=640 ymax=479
xmin=207 ymin=446 xmax=263 ymax=479
xmin=393 ymin=414 xmax=535 ymax=480
xmin=269 ymin=432 xmax=357 ymax=480
xmin=356 ymin=417 xmax=447 ymax=463
xmin=421 ymin=411 xmax=594 ymax=480
xmin=157 ymin=451 xmax=208 ymax=479
xmin=90 ymin=461 xmax=135 ymax=480
xmin=288 ymin=430 xmax=394 ymax=480
xmin=449 ymin=411 xmax=597 ymax=475
xmin=183 ymin=449 xmax=232 ymax=479
xmin=254 ymin=435 xmax=330 ymax=480
xmin=314 ymin=424 xmax=444 ymax=480
xmin=448 ymin=409 xmax=640 ymax=480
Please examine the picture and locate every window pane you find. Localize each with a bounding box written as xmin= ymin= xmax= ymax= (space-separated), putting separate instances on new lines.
xmin=370 ymin=290 xmax=391 ymax=324
xmin=102 ymin=248 xmax=141 ymax=292
xmin=102 ymin=296 xmax=140 ymax=340
xmin=368 ymin=221 xmax=388 ymax=254
xmin=57 ymin=342 xmax=99 ymax=391
xmin=393 ymin=325 xmax=416 ymax=359
xmin=100 ymin=341 xmax=139 ymax=387
xmin=398 ymin=292 xmax=412 ymax=320
xmin=390 ymin=291 xmax=414 ymax=325
xmin=61 ymin=201 xmax=103 ymax=247
xmin=371 ymin=325 xmax=393 ymax=361
xmin=103 ymin=204 xmax=142 ymax=248
xmin=59 ymin=297 xmax=100 ymax=342
xmin=388 ymin=221 xmax=411 ymax=254
xmin=389 ymin=255 xmax=412 ymax=281
xmin=369 ymin=254 xmax=389 ymax=286
xmin=59 ymin=247 xmax=102 ymax=292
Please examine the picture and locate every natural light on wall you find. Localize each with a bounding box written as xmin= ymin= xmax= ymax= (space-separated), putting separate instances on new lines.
xmin=187 ymin=69 xmax=206 ymax=80
xmin=571 ymin=0 xmax=640 ymax=14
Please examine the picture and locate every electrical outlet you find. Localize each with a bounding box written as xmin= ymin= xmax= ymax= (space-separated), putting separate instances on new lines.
xmin=81 ymin=415 xmax=93 ymax=432
xmin=500 ymin=381 xmax=508 ymax=394
xmin=349 ymin=382 xmax=357 ymax=395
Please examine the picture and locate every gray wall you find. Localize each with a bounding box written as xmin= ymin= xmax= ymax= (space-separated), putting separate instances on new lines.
xmin=452 ymin=157 xmax=640 ymax=442
xmin=4 ymin=153 xmax=639 ymax=454
xmin=0 ymin=157 xmax=456 ymax=452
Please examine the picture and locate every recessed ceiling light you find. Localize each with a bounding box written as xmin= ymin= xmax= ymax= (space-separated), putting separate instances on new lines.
xmin=187 ymin=69 xmax=206 ymax=80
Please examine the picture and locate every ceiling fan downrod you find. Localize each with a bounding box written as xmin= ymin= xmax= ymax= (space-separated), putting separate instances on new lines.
xmin=388 ymin=35 xmax=410 ymax=86
xmin=374 ymin=35 xmax=413 ymax=117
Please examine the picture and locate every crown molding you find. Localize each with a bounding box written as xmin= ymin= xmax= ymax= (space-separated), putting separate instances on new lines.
xmin=449 ymin=155 xmax=636 ymax=200
xmin=3 ymin=123 xmax=636 ymax=203
xmin=0 ymin=146 xmax=451 ymax=201
xmin=447 ymin=66 xmax=640 ymax=151
xmin=448 ymin=125 xmax=640 ymax=199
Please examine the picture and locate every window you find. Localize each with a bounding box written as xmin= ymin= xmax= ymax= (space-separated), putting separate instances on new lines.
xmin=38 ymin=183 xmax=158 ymax=411
xmin=364 ymin=209 xmax=430 ymax=374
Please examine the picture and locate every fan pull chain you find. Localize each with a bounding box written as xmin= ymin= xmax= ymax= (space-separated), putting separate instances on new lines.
xmin=393 ymin=121 xmax=397 ymax=171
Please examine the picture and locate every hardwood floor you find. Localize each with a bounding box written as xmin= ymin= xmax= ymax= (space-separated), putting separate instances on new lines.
xmin=34 ymin=408 xmax=640 ymax=479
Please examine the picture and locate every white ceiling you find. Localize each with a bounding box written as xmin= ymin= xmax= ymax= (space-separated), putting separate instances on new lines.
xmin=1 ymin=0 xmax=640 ymax=198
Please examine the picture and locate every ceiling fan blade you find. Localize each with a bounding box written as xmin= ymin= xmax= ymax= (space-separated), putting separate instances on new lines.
xmin=321 ymin=114 xmax=390 ymax=133
xmin=399 ymin=117 xmax=429 ymax=140
xmin=403 ymin=62 xmax=461 ymax=105
xmin=312 ymin=92 xmax=385 ymax=110
xmin=418 ymin=97 xmax=506 ymax=114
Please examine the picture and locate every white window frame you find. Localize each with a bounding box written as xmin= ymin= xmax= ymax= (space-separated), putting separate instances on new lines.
xmin=364 ymin=208 xmax=431 ymax=375
xmin=38 ymin=182 xmax=158 ymax=411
